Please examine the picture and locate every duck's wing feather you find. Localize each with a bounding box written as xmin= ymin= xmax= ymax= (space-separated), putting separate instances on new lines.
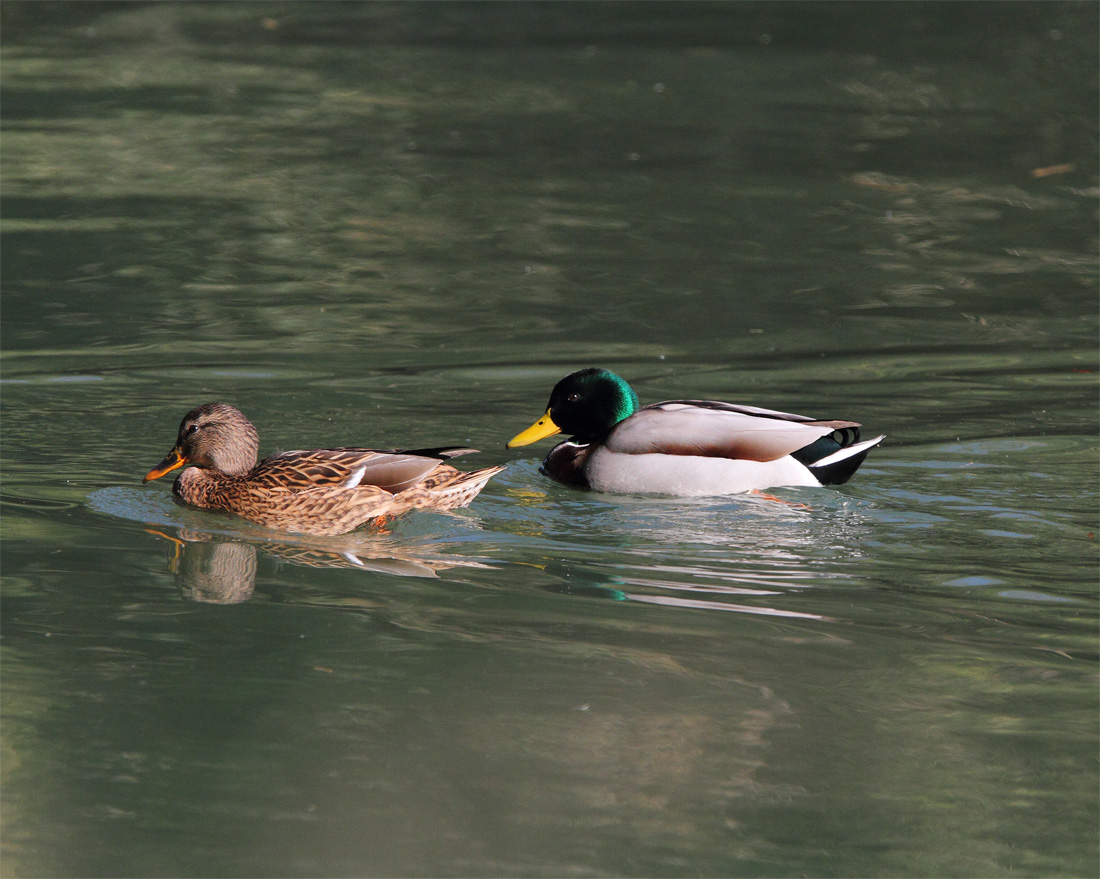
xmin=658 ymin=399 xmax=821 ymax=422
xmin=606 ymin=401 xmax=861 ymax=463
xmin=252 ymin=448 xmax=478 ymax=494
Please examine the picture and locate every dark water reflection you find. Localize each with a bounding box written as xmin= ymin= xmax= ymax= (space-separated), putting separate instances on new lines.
xmin=146 ymin=529 xmax=486 ymax=605
xmin=2 ymin=3 xmax=1097 ymax=877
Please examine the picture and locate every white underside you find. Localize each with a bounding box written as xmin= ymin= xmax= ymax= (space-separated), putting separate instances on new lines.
xmin=585 ymin=447 xmax=819 ymax=496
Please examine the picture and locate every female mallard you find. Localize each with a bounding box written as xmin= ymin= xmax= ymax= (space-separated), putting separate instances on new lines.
xmin=144 ymin=403 xmax=503 ymax=536
xmin=506 ymin=368 xmax=883 ymax=495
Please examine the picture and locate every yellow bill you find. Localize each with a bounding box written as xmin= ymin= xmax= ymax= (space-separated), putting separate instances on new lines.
xmin=506 ymin=411 xmax=562 ymax=448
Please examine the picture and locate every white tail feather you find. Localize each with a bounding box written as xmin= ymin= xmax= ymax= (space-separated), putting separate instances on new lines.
xmin=811 ymin=435 xmax=885 ymax=468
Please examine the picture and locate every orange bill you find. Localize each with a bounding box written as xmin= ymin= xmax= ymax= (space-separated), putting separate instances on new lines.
xmin=143 ymin=447 xmax=187 ymax=483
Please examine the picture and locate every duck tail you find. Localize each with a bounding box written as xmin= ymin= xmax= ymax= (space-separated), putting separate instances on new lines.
xmin=393 ymin=465 xmax=506 ymax=513
xmin=437 ymin=465 xmax=506 ymax=504
xmin=804 ymin=435 xmax=885 ymax=485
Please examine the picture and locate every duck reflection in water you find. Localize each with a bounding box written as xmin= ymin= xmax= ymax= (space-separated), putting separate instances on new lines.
xmin=146 ymin=528 xmax=492 ymax=605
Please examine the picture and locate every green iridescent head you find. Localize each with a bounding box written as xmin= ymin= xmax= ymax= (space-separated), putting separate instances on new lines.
xmin=507 ymin=368 xmax=640 ymax=447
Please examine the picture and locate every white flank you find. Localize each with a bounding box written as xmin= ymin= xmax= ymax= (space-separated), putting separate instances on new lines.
xmin=585 ymin=448 xmax=819 ymax=495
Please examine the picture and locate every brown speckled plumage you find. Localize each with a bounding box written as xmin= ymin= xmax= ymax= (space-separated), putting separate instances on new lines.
xmin=144 ymin=403 xmax=503 ymax=536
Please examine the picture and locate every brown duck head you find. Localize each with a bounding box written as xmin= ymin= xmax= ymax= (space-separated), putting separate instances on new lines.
xmin=143 ymin=403 xmax=260 ymax=482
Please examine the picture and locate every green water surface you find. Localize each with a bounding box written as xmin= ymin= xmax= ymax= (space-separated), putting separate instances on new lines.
xmin=2 ymin=3 xmax=1097 ymax=877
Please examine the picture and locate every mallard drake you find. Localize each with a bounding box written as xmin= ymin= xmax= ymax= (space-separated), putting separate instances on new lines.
xmin=144 ymin=403 xmax=503 ymax=536
xmin=506 ymin=368 xmax=883 ymax=495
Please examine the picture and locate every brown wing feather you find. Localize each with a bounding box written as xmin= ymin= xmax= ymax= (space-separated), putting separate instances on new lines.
xmin=251 ymin=449 xmax=464 ymax=493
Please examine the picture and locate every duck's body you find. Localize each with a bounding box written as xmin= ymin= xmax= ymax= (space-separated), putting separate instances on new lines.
xmin=144 ymin=404 xmax=503 ymax=536
xmin=507 ymin=369 xmax=883 ymax=496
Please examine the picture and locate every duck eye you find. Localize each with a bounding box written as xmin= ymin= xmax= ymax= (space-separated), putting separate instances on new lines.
xmin=567 ymin=393 xmax=581 ymax=402
xmin=186 ymin=424 xmax=199 ymax=436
